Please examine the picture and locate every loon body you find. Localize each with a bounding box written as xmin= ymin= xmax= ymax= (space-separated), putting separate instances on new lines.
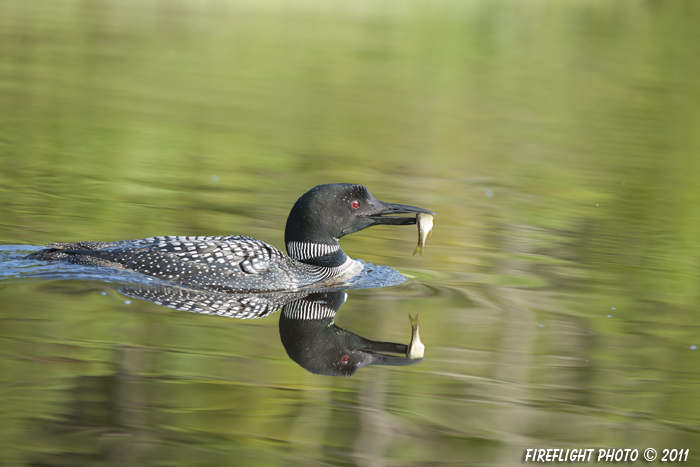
xmin=28 ymin=184 xmax=434 ymax=293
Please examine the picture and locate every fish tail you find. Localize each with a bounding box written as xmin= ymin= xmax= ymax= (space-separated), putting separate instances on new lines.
xmin=413 ymin=245 xmax=423 ymax=258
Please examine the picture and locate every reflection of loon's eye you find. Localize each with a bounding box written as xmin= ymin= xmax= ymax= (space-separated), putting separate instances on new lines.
xmin=351 ymin=201 xmax=360 ymax=209
xmin=341 ymin=355 xmax=350 ymax=364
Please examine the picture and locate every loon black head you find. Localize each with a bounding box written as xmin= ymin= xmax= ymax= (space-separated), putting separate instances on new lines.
xmin=284 ymin=184 xmax=434 ymax=266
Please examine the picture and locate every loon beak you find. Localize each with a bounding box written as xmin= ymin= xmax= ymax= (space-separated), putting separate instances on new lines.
xmin=359 ymin=339 xmax=424 ymax=367
xmin=366 ymin=352 xmax=424 ymax=367
xmin=368 ymin=201 xmax=436 ymax=225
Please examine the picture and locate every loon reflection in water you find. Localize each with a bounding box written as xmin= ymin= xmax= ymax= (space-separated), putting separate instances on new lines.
xmin=280 ymin=291 xmax=421 ymax=376
xmin=120 ymin=284 xmax=422 ymax=376
xmin=118 ymin=261 xmax=406 ymax=318
xmin=27 ymin=184 xmax=434 ymax=293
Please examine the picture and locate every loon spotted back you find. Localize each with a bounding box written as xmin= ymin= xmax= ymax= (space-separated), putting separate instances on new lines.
xmin=27 ymin=184 xmax=434 ymax=293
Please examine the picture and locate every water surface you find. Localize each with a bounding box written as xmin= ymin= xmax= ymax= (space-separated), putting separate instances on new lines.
xmin=1 ymin=0 xmax=699 ymax=465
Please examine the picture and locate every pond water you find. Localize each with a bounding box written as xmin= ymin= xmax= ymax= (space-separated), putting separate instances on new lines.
xmin=1 ymin=0 xmax=699 ymax=465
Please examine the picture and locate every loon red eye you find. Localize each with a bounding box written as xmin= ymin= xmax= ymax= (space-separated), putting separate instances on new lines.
xmin=351 ymin=201 xmax=360 ymax=209
xmin=342 ymin=355 xmax=350 ymax=364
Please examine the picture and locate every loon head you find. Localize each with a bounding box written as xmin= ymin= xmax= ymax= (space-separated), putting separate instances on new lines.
xmin=282 ymin=323 xmax=420 ymax=377
xmin=284 ymin=184 xmax=434 ymax=264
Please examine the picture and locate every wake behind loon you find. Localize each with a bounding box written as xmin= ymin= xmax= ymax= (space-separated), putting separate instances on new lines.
xmin=27 ymin=184 xmax=434 ymax=293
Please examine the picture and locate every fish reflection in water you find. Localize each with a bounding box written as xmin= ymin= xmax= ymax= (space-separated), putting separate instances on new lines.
xmin=407 ymin=312 xmax=425 ymax=359
xmin=120 ymin=283 xmax=424 ymax=376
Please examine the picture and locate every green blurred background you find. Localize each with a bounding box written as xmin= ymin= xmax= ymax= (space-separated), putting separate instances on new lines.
xmin=1 ymin=0 xmax=699 ymax=465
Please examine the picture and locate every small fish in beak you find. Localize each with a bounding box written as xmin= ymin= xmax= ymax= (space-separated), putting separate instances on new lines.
xmin=413 ymin=212 xmax=434 ymax=258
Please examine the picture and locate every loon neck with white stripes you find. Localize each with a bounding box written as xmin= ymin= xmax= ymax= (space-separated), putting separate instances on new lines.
xmin=286 ymin=241 xmax=348 ymax=268
xmin=282 ymin=298 xmax=337 ymax=321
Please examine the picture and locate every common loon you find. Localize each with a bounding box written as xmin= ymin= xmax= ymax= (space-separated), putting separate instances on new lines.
xmin=28 ymin=184 xmax=434 ymax=293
